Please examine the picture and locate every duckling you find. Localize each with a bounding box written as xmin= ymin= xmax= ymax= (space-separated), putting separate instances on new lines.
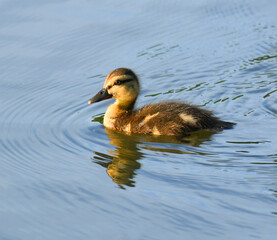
xmin=88 ymin=68 xmax=234 ymax=136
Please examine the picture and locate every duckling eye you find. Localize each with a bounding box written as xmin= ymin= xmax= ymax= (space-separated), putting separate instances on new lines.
xmin=114 ymin=80 xmax=121 ymax=85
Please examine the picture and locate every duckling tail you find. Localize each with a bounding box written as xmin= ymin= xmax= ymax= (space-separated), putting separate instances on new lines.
xmin=219 ymin=121 xmax=236 ymax=130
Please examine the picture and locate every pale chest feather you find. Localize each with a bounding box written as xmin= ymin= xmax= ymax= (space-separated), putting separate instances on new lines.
xmin=103 ymin=115 xmax=116 ymax=130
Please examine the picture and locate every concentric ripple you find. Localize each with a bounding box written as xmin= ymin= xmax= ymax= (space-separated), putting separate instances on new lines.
xmin=0 ymin=77 xmax=108 ymax=178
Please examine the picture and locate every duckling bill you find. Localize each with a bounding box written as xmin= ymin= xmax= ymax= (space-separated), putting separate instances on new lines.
xmin=88 ymin=68 xmax=234 ymax=135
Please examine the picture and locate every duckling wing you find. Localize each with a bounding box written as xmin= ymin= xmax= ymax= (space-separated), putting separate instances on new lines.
xmin=132 ymin=102 xmax=232 ymax=135
xmin=129 ymin=102 xmax=196 ymax=135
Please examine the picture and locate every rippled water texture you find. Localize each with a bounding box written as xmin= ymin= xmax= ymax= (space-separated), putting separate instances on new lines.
xmin=0 ymin=0 xmax=277 ymax=239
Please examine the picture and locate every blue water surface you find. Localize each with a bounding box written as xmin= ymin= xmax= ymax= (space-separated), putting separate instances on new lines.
xmin=0 ymin=0 xmax=277 ymax=239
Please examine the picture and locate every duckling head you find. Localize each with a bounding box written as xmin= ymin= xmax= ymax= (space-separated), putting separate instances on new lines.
xmin=88 ymin=68 xmax=140 ymax=110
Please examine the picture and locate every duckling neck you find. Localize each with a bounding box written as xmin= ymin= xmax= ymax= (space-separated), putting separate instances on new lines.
xmin=103 ymin=100 xmax=135 ymax=130
xmin=117 ymin=98 xmax=136 ymax=111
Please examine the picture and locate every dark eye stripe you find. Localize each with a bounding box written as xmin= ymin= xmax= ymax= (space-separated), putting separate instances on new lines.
xmin=114 ymin=78 xmax=133 ymax=86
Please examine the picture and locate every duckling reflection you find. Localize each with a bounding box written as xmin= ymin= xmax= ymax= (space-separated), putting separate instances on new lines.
xmin=92 ymin=126 xmax=216 ymax=188
xmin=93 ymin=128 xmax=143 ymax=188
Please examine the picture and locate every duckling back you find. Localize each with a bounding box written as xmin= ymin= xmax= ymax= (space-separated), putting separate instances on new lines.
xmin=111 ymin=102 xmax=233 ymax=135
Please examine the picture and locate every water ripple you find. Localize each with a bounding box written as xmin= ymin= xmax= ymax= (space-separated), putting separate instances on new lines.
xmin=1 ymin=1 xmax=277 ymax=239
xmin=0 ymin=78 xmax=103 ymax=178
